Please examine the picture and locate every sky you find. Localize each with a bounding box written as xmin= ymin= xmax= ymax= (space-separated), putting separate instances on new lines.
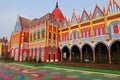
xmin=0 ymin=0 xmax=120 ymax=40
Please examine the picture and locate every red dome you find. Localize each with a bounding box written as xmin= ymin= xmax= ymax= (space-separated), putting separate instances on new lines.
xmin=52 ymin=2 xmax=64 ymax=22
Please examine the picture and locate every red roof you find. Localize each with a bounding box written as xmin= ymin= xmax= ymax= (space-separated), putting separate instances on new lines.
xmin=52 ymin=2 xmax=64 ymax=22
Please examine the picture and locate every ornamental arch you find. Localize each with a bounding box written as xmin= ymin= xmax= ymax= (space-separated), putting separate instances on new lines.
xmin=81 ymin=44 xmax=93 ymax=63
xmin=70 ymin=45 xmax=80 ymax=62
xmin=61 ymin=46 xmax=70 ymax=62
xmin=94 ymin=42 xmax=109 ymax=63
xmin=110 ymin=40 xmax=120 ymax=64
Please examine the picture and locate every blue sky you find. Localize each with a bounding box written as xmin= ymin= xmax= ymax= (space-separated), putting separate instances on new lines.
xmin=0 ymin=0 xmax=120 ymax=40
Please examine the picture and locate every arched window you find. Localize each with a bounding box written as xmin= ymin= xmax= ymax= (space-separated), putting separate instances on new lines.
xmin=70 ymin=30 xmax=79 ymax=40
xmin=73 ymin=32 xmax=76 ymax=40
xmin=113 ymin=23 xmax=119 ymax=34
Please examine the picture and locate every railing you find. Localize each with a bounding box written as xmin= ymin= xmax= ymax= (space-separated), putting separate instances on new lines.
xmin=82 ymin=38 xmax=91 ymax=43
xmin=71 ymin=39 xmax=79 ymax=44
xmin=58 ymin=34 xmax=120 ymax=47
xmin=111 ymin=34 xmax=120 ymax=40
xmin=94 ymin=35 xmax=106 ymax=41
xmin=62 ymin=41 xmax=69 ymax=45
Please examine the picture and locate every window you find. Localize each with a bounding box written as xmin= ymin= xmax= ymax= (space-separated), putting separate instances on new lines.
xmin=53 ymin=33 xmax=56 ymax=40
xmin=87 ymin=31 xmax=89 ymax=38
xmin=42 ymin=30 xmax=45 ymax=39
xmin=49 ymin=32 xmax=51 ymax=39
xmin=65 ymin=35 xmax=68 ymax=41
xmin=34 ymin=31 xmax=36 ymax=40
xmin=37 ymin=29 xmax=40 ymax=39
xmin=113 ymin=24 xmax=119 ymax=34
xmin=73 ymin=32 xmax=76 ymax=40
xmin=102 ymin=27 xmax=105 ymax=35
xmin=100 ymin=28 xmax=102 ymax=35
xmin=53 ymin=46 xmax=56 ymax=52
xmin=83 ymin=31 xmax=85 ymax=38
xmin=96 ymin=29 xmax=98 ymax=36
xmin=30 ymin=32 xmax=32 ymax=41
xmin=24 ymin=36 xmax=28 ymax=42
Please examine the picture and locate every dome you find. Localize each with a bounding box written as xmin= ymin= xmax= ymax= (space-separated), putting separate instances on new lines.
xmin=52 ymin=2 xmax=64 ymax=22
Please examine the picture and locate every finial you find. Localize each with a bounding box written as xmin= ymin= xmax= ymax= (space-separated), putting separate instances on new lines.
xmin=73 ymin=9 xmax=75 ymax=13
xmin=56 ymin=1 xmax=58 ymax=8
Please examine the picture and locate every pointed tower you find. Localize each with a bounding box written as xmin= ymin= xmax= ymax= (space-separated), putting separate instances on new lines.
xmin=52 ymin=2 xmax=64 ymax=23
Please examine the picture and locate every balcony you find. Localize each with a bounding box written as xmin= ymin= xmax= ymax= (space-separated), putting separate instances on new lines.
xmin=111 ymin=34 xmax=120 ymax=40
xmin=82 ymin=38 xmax=91 ymax=43
xmin=62 ymin=41 xmax=69 ymax=45
xmin=71 ymin=39 xmax=79 ymax=44
xmin=94 ymin=35 xmax=106 ymax=41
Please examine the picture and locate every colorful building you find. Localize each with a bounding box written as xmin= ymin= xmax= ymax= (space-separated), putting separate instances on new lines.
xmin=10 ymin=0 xmax=120 ymax=64
xmin=0 ymin=37 xmax=8 ymax=59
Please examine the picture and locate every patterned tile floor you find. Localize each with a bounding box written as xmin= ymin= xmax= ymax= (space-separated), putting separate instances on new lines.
xmin=0 ymin=63 xmax=120 ymax=80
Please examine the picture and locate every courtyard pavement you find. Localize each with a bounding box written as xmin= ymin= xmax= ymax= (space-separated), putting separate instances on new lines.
xmin=0 ymin=62 xmax=120 ymax=80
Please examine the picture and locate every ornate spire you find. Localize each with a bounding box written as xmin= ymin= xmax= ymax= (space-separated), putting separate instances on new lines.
xmin=56 ymin=1 xmax=58 ymax=8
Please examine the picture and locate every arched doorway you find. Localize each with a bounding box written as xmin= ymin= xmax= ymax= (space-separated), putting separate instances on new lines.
xmin=62 ymin=46 xmax=70 ymax=62
xmin=71 ymin=45 xmax=80 ymax=63
xmin=95 ymin=43 xmax=109 ymax=63
xmin=82 ymin=44 xmax=93 ymax=63
xmin=110 ymin=41 xmax=120 ymax=64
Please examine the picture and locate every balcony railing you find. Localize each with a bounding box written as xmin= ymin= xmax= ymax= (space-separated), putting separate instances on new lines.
xmin=111 ymin=34 xmax=120 ymax=40
xmin=94 ymin=35 xmax=106 ymax=41
xmin=82 ymin=38 xmax=91 ymax=43
xmin=71 ymin=39 xmax=79 ymax=44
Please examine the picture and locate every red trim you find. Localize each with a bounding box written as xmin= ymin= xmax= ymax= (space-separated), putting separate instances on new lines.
xmin=92 ymin=18 xmax=104 ymax=24
xmin=62 ymin=28 xmax=69 ymax=32
xmin=107 ymin=14 xmax=120 ymax=20
xmin=81 ymin=22 xmax=90 ymax=27
xmin=70 ymin=25 xmax=78 ymax=29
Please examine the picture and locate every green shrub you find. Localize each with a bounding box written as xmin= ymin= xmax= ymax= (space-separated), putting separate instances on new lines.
xmin=25 ymin=57 xmax=28 ymax=61
xmin=11 ymin=57 xmax=14 ymax=61
xmin=7 ymin=56 xmax=10 ymax=61
xmin=30 ymin=56 xmax=33 ymax=62
xmin=33 ymin=57 xmax=37 ymax=62
xmin=38 ymin=57 xmax=41 ymax=63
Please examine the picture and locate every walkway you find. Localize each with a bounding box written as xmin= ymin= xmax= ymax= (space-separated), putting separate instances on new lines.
xmin=0 ymin=63 xmax=120 ymax=80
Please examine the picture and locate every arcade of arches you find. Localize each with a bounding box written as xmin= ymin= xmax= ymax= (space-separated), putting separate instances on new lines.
xmin=60 ymin=41 xmax=120 ymax=64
